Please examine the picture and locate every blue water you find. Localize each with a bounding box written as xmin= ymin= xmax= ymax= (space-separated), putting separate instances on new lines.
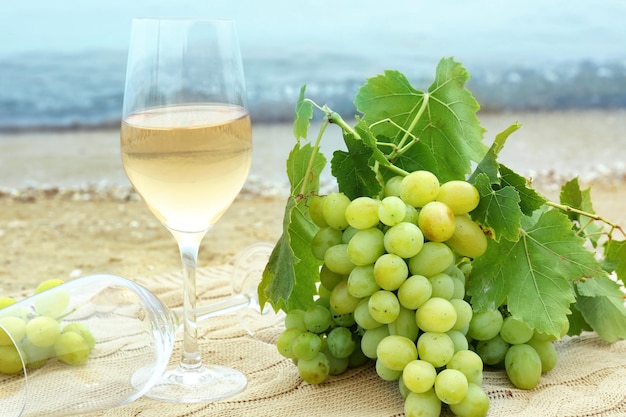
xmin=1 ymin=0 xmax=625 ymax=131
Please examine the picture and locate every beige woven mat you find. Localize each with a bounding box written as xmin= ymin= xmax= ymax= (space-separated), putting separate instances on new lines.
xmin=8 ymin=263 xmax=626 ymax=416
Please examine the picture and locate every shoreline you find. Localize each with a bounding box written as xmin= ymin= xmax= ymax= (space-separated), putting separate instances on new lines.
xmin=1 ymin=109 xmax=625 ymax=295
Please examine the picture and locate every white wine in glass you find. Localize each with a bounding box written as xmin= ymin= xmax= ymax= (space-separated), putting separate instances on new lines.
xmin=120 ymin=18 xmax=252 ymax=402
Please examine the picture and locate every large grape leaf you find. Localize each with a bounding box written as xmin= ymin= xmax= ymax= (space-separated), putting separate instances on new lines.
xmin=293 ymin=85 xmax=313 ymax=140
xmin=354 ymin=58 xmax=487 ymax=183
xmin=471 ymin=173 xmax=523 ymax=242
xmin=559 ymin=177 xmax=603 ymax=248
xmin=605 ymin=239 xmax=626 ymax=285
xmin=331 ymin=130 xmax=381 ymax=200
xmin=575 ymin=277 xmax=626 ymax=342
xmin=468 ymin=209 xmax=607 ymax=336
xmin=499 ymin=164 xmax=546 ymax=216
xmin=259 ymin=143 xmax=326 ymax=311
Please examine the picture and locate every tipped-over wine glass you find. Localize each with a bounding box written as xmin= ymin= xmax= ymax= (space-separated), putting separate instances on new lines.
xmin=120 ymin=18 xmax=253 ymax=402
xmin=0 ymin=242 xmax=281 ymax=416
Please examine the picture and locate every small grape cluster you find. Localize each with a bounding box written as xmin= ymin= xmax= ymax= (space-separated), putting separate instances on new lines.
xmin=276 ymin=170 xmax=491 ymax=417
xmin=0 ymin=279 xmax=95 ymax=375
xmin=467 ymin=307 xmax=561 ymax=390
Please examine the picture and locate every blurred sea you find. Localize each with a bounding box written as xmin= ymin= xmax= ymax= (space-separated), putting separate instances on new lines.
xmin=1 ymin=0 xmax=625 ymax=132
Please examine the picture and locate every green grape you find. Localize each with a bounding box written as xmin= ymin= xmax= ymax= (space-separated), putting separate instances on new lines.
xmin=445 ymin=215 xmax=488 ymax=258
xmin=402 ymin=359 xmax=437 ymax=393
xmin=297 ymin=352 xmax=330 ymax=384
xmin=347 ymin=265 xmax=380 ymax=298
xmin=397 ymin=275 xmax=432 ymax=310
xmin=505 ymin=343 xmax=542 ymax=390
xmin=322 ymin=192 xmax=351 ymax=230
xmin=450 ymin=299 xmax=473 ymax=332
xmin=329 ymin=280 xmax=360 ymax=315
xmin=448 ymin=382 xmax=490 ymax=417
xmin=436 ymin=180 xmax=480 ymax=215
xmin=308 ymin=195 xmax=328 ymax=227
xmin=398 ymin=374 xmax=411 ymax=399
xmin=34 ymin=289 xmax=70 ymax=318
xmin=348 ymin=337 xmax=370 ymax=368
xmin=20 ymin=337 xmax=53 ymax=369
xmin=360 ymin=325 xmax=390 ymax=359
xmin=388 ymin=306 xmax=419 ymax=342
xmin=404 ymin=388 xmax=442 ymax=417
xmin=341 ymin=226 xmax=359 ymax=243
xmin=383 ymin=175 xmax=403 ymax=197
xmin=319 ymin=264 xmax=345 ymax=291
xmin=284 ymin=309 xmax=307 ymax=332
xmin=26 ymin=316 xmax=61 ymax=348
xmin=326 ymin=327 xmax=355 ymax=359
xmin=373 ymin=253 xmax=409 ymax=291
xmin=368 ymin=290 xmax=400 ymax=324
xmin=526 ymin=339 xmax=557 ymax=373
xmin=62 ymin=323 xmax=96 ymax=351
xmin=377 ymin=335 xmax=418 ymax=371
xmin=314 ymin=296 xmax=331 ymax=309
xmin=54 ymin=331 xmax=90 ymax=366
xmin=500 ymin=316 xmax=534 ymax=345
xmin=417 ymin=332 xmax=455 ymax=368
xmin=468 ymin=309 xmax=503 ymax=341
xmin=400 ymin=170 xmax=440 ymax=208
xmin=0 ymin=297 xmax=17 ymax=309
xmin=428 ymin=272 xmax=455 ymax=300
xmin=354 ymin=298 xmax=383 ymax=330
xmin=378 ymin=196 xmax=406 ymax=226
xmin=304 ymin=305 xmax=332 ymax=334
xmin=311 ymin=227 xmax=343 ymax=260
xmin=403 ymin=204 xmax=419 ymax=224
xmin=408 ymin=242 xmax=454 ymax=277
xmin=345 ymin=196 xmax=381 ymax=230
xmin=447 ymin=330 xmax=469 ymax=352
xmin=331 ymin=309 xmax=355 ymax=327
xmin=446 ymin=264 xmax=467 ymax=284
xmin=0 ymin=344 xmax=24 ymax=374
xmin=35 ymin=278 xmax=65 ymax=294
xmin=291 ymin=331 xmax=322 ymax=361
xmin=415 ymin=297 xmax=457 ymax=333
xmin=0 ymin=316 xmax=26 ymax=346
xmin=476 ymin=334 xmax=509 ymax=366
xmin=451 ymin=276 xmax=466 ymax=300
xmin=447 ymin=349 xmax=484 ymax=385
xmin=323 ymin=244 xmax=355 ymax=275
xmin=434 ymin=368 xmax=468 ymax=404
xmin=375 ymin=358 xmax=402 ymax=381
xmin=383 ymin=222 xmax=424 ymax=259
xmin=417 ymin=201 xmax=456 ymax=242
xmin=276 ymin=328 xmax=302 ymax=359
xmin=322 ymin=345 xmax=350 ymax=375
xmin=347 ymin=228 xmax=385 ymax=266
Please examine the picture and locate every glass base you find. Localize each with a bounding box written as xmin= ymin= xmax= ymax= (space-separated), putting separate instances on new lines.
xmin=133 ymin=363 xmax=247 ymax=403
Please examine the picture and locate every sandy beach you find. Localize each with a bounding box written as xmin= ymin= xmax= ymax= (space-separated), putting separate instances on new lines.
xmin=1 ymin=110 xmax=625 ymax=296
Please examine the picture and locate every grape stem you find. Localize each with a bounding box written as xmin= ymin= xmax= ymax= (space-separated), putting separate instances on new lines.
xmin=546 ymin=200 xmax=626 ymax=239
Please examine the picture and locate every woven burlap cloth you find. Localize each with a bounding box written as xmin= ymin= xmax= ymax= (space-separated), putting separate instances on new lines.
xmin=6 ymin=263 xmax=626 ymax=416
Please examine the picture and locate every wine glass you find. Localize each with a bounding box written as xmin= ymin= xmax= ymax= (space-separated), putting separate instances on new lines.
xmin=120 ymin=18 xmax=252 ymax=402
xmin=0 ymin=274 xmax=177 ymax=417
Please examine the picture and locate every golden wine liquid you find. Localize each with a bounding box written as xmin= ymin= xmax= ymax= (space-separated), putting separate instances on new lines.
xmin=121 ymin=104 xmax=252 ymax=233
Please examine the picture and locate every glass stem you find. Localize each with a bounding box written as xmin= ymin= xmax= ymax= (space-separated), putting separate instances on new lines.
xmin=172 ymin=230 xmax=207 ymax=372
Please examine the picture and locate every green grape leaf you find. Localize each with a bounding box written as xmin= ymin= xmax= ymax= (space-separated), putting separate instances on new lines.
xmin=331 ymin=130 xmax=381 ymax=200
xmin=470 ymin=173 xmax=523 ymax=242
xmin=605 ymin=239 xmax=626 ymax=285
xmin=293 ymin=85 xmax=313 ymax=141
xmin=259 ymin=142 xmax=326 ymax=311
xmin=469 ymin=122 xmax=521 ymax=185
xmin=559 ymin=177 xmax=603 ymax=247
xmin=499 ymin=164 xmax=546 ymax=215
xmin=468 ymin=209 xmax=607 ymax=336
xmin=575 ymin=277 xmax=626 ymax=342
xmin=355 ymin=58 xmax=487 ymax=183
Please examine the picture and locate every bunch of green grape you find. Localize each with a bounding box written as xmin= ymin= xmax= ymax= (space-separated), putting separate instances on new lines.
xmin=467 ymin=307 xmax=561 ymax=390
xmin=276 ymin=170 xmax=492 ymax=417
xmin=0 ymin=279 xmax=95 ymax=375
